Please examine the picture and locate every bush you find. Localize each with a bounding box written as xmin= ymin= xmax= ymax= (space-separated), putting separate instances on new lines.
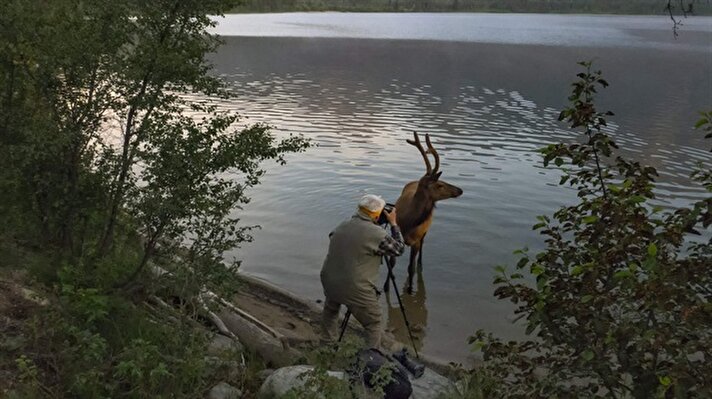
xmin=0 ymin=0 xmax=308 ymax=397
xmin=464 ymin=63 xmax=711 ymax=398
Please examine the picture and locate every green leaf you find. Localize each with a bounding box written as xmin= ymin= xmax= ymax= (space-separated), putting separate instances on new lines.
xmin=582 ymin=215 xmax=598 ymax=224
xmin=531 ymin=264 xmax=544 ymax=276
xmin=630 ymin=195 xmax=646 ymax=203
xmin=525 ymin=324 xmax=537 ymax=335
xmin=643 ymin=257 xmax=657 ymax=271
xmin=536 ymin=275 xmax=547 ymax=290
xmin=614 ymin=269 xmax=632 ymax=279
xmin=581 ymin=350 xmax=594 ymax=361
xmin=659 ymin=376 xmax=672 ymax=387
xmin=647 ymin=243 xmax=658 ymax=257
xmin=581 ymin=295 xmax=593 ymax=303
xmin=494 ymin=265 xmax=506 ymax=274
xmin=516 ymin=257 xmax=529 ymax=269
xmin=694 ymin=118 xmax=708 ymax=129
xmin=571 ymin=265 xmax=584 ymax=276
xmin=512 ymin=247 xmax=528 ymax=255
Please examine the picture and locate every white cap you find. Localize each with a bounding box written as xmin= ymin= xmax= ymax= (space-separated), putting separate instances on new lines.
xmin=358 ymin=194 xmax=385 ymax=213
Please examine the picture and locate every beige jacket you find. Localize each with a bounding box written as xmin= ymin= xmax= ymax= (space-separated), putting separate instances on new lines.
xmin=320 ymin=211 xmax=389 ymax=307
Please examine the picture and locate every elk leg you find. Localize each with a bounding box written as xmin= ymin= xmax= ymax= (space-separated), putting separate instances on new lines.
xmin=406 ymin=246 xmax=418 ymax=294
xmin=417 ymin=233 xmax=426 ymax=271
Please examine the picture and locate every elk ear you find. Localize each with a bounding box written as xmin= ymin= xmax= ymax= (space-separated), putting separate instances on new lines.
xmin=433 ymin=171 xmax=442 ymax=180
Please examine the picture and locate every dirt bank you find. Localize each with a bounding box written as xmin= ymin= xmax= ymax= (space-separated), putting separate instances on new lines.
xmin=232 ymin=273 xmax=453 ymax=375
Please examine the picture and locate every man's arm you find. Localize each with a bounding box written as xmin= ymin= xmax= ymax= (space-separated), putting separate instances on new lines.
xmin=375 ymin=225 xmax=405 ymax=257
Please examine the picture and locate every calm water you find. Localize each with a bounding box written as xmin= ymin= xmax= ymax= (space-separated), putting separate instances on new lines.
xmin=205 ymin=13 xmax=712 ymax=363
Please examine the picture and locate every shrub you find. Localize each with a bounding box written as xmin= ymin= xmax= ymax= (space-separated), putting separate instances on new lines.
xmin=465 ymin=62 xmax=711 ymax=398
xmin=0 ymin=0 xmax=308 ymax=397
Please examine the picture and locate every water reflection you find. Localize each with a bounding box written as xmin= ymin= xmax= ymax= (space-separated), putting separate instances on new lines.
xmin=386 ymin=271 xmax=428 ymax=352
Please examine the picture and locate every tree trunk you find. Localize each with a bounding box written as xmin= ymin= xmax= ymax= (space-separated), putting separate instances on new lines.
xmin=99 ymin=1 xmax=181 ymax=256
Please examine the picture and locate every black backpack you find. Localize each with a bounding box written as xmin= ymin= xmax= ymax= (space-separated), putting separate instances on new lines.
xmin=349 ymin=348 xmax=413 ymax=399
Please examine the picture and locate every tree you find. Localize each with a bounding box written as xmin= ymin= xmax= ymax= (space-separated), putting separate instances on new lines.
xmin=465 ymin=63 xmax=711 ymax=398
xmin=0 ymin=2 xmax=308 ymax=395
xmin=0 ymin=0 xmax=308 ymax=290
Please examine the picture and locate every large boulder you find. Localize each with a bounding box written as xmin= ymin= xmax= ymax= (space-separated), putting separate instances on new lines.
xmin=257 ymin=365 xmax=345 ymax=398
xmin=257 ymin=365 xmax=456 ymax=398
xmin=207 ymin=382 xmax=243 ymax=399
xmin=208 ymin=334 xmax=244 ymax=355
xmin=410 ymin=368 xmax=457 ymax=398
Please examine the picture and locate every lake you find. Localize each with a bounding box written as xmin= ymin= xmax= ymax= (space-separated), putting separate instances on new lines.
xmin=205 ymin=13 xmax=712 ymax=363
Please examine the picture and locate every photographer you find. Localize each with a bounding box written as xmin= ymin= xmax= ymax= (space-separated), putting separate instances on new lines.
xmin=320 ymin=194 xmax=405 ymax=348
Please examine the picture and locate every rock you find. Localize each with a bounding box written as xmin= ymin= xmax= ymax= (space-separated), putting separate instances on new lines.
xmin=208 ymin=334 xmax=244 ymax=355
xmin=257 ymin=365 xmax=456 ymax=399
xmin=410 ymin=368 xmax=457 ymax=399
xmin=207 ymin=382 xmax=242 ymax=399
xmin=204 ymin=356 xmax=242 ymax=381
xmin=257 ymin=368 xmax=275 ymax=380
xmin=257 ymin=365 xmax=345 ymax=398
xmin=19 ymin=287 xmax=49 ymax=306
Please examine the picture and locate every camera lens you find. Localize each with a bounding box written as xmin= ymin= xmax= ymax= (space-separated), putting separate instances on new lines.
xmin=378 ymin=203 xmax=395 ymax=225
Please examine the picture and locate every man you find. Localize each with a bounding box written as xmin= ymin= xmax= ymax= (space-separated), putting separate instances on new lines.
xmin=320 ymin=194 xmax=405 ymax=349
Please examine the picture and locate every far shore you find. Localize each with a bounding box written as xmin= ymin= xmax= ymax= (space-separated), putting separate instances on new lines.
xmin=227 ymin=9 xmax=712 ymax=16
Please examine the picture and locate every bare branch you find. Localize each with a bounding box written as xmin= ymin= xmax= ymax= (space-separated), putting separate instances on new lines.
xmin=666 ymin=0 xmax=693 ymax=37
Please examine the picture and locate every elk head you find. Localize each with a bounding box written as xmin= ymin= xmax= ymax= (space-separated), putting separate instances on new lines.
xmin=407 ymin=132 xmax=463 ymax=202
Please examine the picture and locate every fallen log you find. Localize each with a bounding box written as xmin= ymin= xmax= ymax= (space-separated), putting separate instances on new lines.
xmin=218 ymin=308 xmax=302 ymax=367
xmin=148 ymin=264 xmax=302 ymax=367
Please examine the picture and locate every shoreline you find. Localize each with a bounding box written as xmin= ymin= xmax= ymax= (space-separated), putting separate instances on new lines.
xmin=234 ymin=272 xmax=459 ymax=374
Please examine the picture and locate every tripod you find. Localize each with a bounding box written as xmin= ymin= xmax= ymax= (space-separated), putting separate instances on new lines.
xmin=338 ymin=255 xmax=419 ymax=359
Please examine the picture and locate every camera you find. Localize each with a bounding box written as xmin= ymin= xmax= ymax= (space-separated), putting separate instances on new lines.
xmin=377 ymin=203 xmax=396 ymax=225
xmin=392 ymin=348 xmax=425 ymax=378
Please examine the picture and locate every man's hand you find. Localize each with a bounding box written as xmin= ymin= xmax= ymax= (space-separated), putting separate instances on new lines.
xmin=384 ymin=207 xmax=397 ymax=226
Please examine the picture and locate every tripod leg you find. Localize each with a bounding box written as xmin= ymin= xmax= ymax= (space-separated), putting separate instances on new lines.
xmin=337 ymin=310 xmax=351 ymax=343
xmin=383 ymin=273 xmax=390 ymax=294
xmin=387 ymin=258 xmax=420 ymax=359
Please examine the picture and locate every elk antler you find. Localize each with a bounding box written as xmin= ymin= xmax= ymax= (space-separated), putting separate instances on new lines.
xmin=407 ymin=132 xmax=432 ymax=175
xmin=424 ymin=134 xmax=440 ymax=175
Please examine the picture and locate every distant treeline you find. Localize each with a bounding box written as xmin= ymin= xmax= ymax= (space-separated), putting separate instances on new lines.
xmin=232 ymin=0 xmax=712 ymax=15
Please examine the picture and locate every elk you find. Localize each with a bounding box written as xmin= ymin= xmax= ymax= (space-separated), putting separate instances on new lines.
xmin=386 ymin=132 xmax=463 ymax=294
